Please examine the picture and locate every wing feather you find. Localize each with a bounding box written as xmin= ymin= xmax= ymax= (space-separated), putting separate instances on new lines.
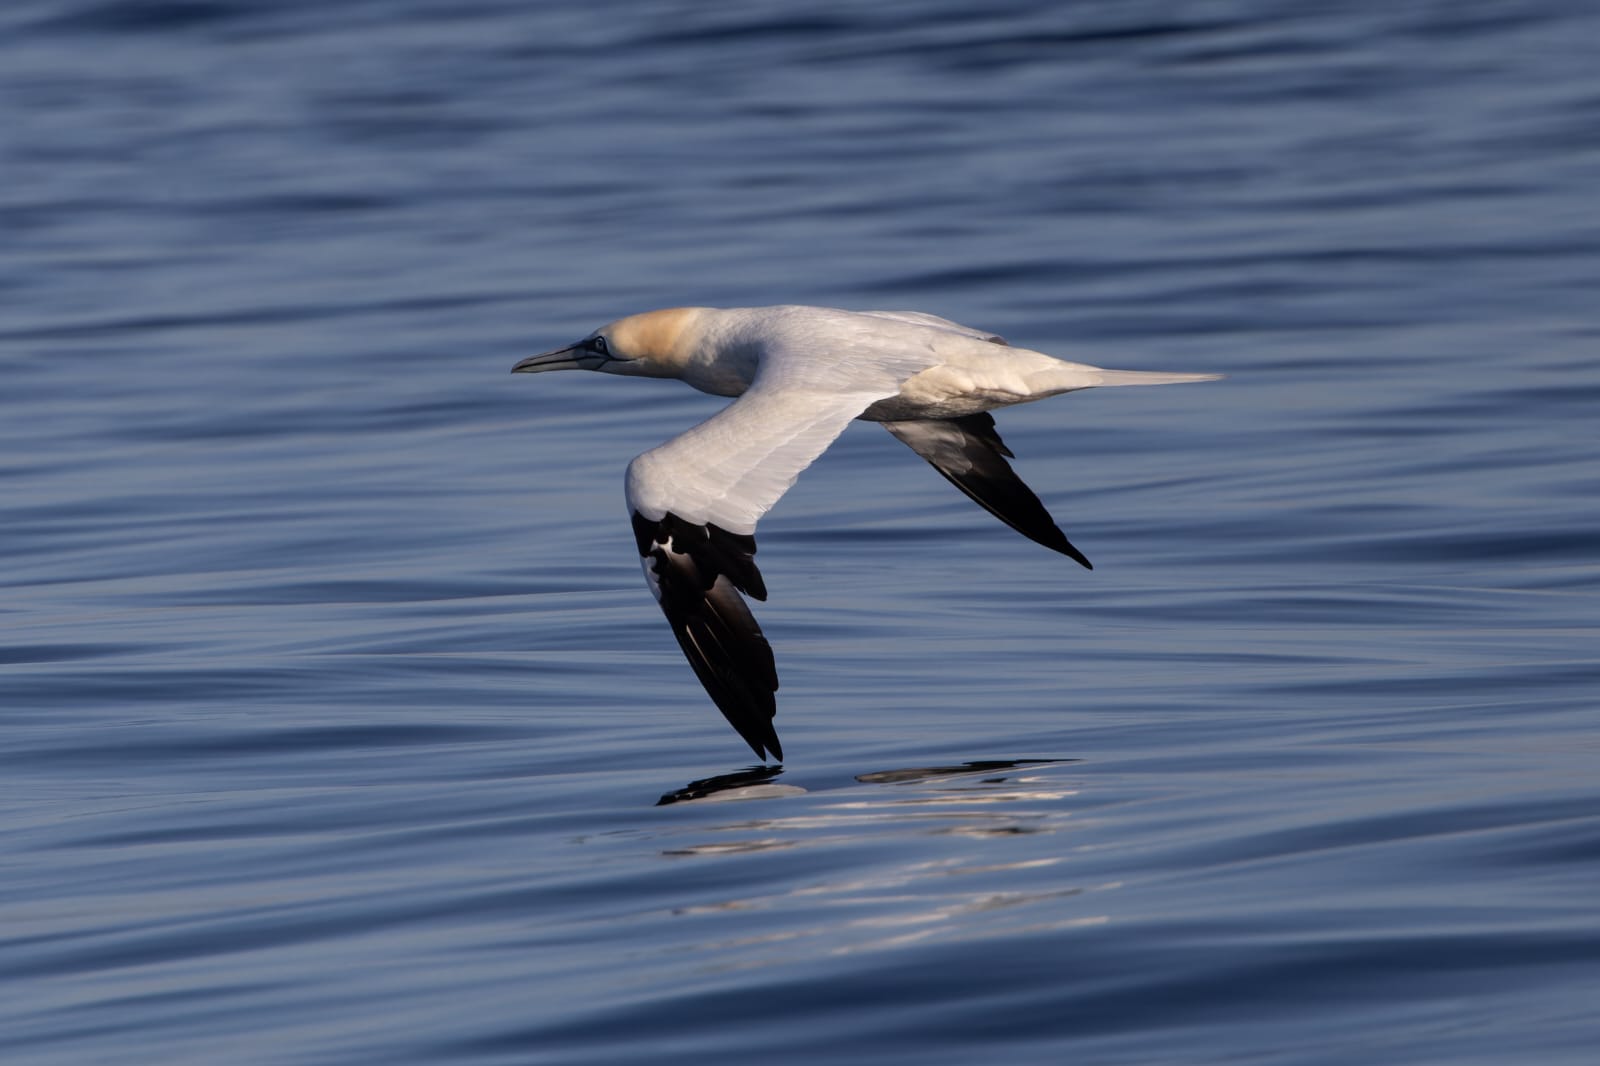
xmin=882 ymin=413 xmax=1092 ymax=569
xmin=858 ymin=310 xmax=1007 ymax=345
xmin=632 ymin=512 xmax=782 ymax=761
xmin=623 ymin=346 xmax=908 ymax=760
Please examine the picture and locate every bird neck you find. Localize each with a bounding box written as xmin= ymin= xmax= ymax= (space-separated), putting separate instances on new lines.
xmin=677 ymin=310 xmax=760 ymax=397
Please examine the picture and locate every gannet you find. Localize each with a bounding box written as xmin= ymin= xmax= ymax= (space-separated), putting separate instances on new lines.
xmin=513 ymin=305 xmax=1218 ymax=762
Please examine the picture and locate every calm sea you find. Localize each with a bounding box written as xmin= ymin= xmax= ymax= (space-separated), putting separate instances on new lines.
xmin=4 ymin=1 xmax=1598 ymax=1063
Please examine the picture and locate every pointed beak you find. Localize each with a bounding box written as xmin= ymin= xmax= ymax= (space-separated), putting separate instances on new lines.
xmin=512 ymin=344 xmax=598 ymax=374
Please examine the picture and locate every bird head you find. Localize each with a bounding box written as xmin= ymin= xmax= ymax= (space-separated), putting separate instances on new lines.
xmin=513 ymin=308 xmax=701 ymax=379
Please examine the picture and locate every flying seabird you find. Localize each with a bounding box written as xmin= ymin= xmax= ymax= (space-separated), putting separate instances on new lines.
xmin=513 ymin=305 xmax=1218 ymax=762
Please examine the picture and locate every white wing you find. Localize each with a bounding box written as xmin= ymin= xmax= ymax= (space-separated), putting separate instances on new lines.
xmin=625 ymin=383 xmax=886 ymax=535
xmin=622 ymin=333 xmax=915 ymax=761
xmin=858 ymin=309 xmax=1006 ymax=345
xmin=625 ymin=331 xmax=914 ymax=534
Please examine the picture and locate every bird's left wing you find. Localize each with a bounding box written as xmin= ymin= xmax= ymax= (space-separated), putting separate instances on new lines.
xmin=625 ymin=370 xmax=902 ymax=761
xmin=858 ymin=310 xmax=1007 ymax=345
xmin=881 ymin=412 xmax=1093 ymax=569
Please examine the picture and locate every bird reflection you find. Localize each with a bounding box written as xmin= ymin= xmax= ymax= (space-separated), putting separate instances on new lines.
xmin=855 ymin=758 xmax=1070 ymax=786
xmin=657 ymin=765 xmax=791 ymax=806
xmin=657 ymin=759 xmax=1073 ymax=806
xmin=643 ymin=756 xmax=1097 ymax=958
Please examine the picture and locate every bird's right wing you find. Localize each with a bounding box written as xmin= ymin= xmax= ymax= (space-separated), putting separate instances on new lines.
xmin=625 ymin=383 xmax=888 ymax=537
xmin=624 ymin=369 xmax=903 ymax=761
xmin=881 ymin=413 xmax=1093 ymax=569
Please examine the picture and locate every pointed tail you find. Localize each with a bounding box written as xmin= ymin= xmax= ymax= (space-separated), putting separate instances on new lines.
xmin=1085 ymin=369 xmax=1224 ymax=387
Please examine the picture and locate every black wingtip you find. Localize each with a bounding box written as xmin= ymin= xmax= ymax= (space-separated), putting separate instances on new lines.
xmin=1032 ymin=522 xmax=1093 ymax=570
xmin=739 ymin=722 xmax=784 ymax=763
xmin=635 ymin=511 xmax=783 ymax=761
xmin=1057 ymin=537 xmax=1093 ymax=570
xmin=883 ymin=415 xmax=1097 ymax=571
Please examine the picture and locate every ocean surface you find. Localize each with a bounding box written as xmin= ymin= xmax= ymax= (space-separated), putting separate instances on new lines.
xmin=3 ymin=1 xmax=1598 ymax=1063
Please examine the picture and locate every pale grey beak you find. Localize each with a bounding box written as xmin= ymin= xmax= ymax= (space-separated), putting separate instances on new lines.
xmin=512 ymin=344 xmax=605 ymax=374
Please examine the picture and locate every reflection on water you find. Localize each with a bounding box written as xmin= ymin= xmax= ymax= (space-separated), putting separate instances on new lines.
xmin=649 ymin=760 xmax=1098 ymax=955
xmin=856 ymin=758 xmax=1072 ymax=785
xmin=657 ymin=765 xmax=794 ymax=805
xmin=659 ymin=758 xmax=1072 ymax=806
xmin=662 ymin=760 xmax=1082 ymax=842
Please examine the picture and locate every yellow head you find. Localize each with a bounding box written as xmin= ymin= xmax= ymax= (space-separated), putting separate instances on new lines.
xmin=512 ymin=308 xmax=704 ymax=379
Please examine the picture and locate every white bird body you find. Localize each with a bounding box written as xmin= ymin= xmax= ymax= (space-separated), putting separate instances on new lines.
xmin=514 ymin=305 xmax=1218 ymax=761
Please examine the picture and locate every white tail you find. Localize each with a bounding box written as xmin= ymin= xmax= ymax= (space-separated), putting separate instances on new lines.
xmin=1087 ymin=368 xmax=1224 ymax=387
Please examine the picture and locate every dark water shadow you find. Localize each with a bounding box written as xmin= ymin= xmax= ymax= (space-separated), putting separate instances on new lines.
xmin=657 ymin=759 xmax=1074 ymax=806
xmin=656 ymin=765 xmax=788 ymax=806
xmin=856 ymin=758 xmax=1073 ymax=786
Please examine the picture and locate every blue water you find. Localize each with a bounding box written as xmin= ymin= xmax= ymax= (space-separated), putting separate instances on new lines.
xmin=4 ymin=1 xmax=1599 ymax=1062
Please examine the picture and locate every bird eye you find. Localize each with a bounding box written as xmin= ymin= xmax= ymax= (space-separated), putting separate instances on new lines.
xmin=590 ymin=336 xmax=609 ymax=355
